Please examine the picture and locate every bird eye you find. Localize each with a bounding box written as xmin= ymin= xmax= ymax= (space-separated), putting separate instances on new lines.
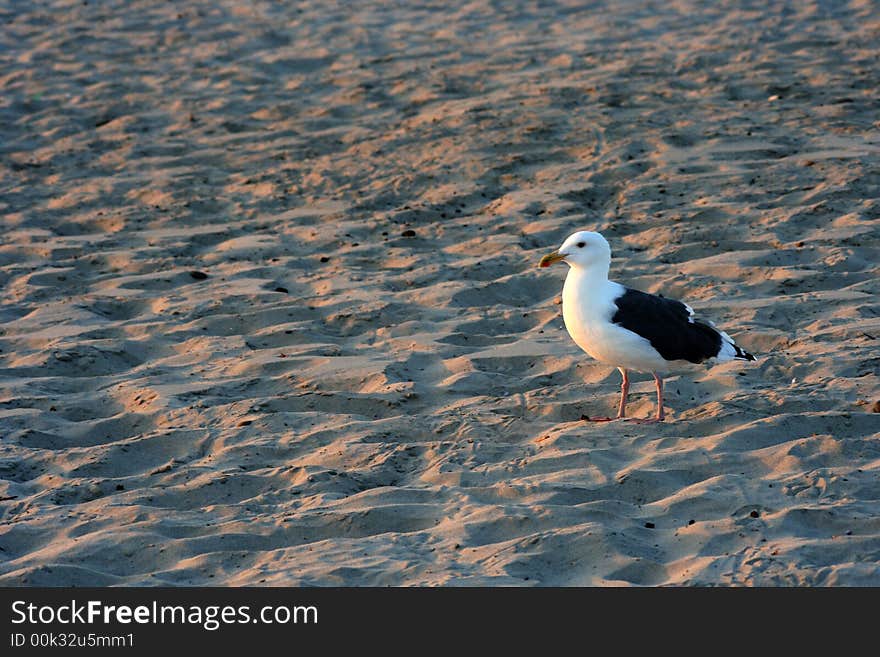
xmin=576 ymin=241 xmax=585 ymax=248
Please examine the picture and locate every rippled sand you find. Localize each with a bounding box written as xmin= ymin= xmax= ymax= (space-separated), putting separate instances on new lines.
xmin=1 ymin=0 xmax=879 ymax=585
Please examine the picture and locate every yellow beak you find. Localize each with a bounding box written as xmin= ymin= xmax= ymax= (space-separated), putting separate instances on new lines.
xmin=539 ymin=250 xmax=566 ymax=268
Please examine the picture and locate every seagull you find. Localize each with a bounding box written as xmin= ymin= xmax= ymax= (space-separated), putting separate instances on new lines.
xmin=539 ymin=230 xmax=755 ymax=423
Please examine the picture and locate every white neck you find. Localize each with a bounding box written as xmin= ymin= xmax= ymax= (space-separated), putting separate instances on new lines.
xmin=567 ymin=259 xmax=610 ymax=283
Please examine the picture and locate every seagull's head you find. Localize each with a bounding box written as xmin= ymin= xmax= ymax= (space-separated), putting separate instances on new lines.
xmin=539 ymin=230 xmax=611 ymax=270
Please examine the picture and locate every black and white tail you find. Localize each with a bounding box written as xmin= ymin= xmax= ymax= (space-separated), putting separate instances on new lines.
xmin=717 ymin=329 xmax=757 ymax=362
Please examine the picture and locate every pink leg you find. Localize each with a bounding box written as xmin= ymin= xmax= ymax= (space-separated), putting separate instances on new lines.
xmin=583 ymin=368 xmax=629 ymax=422
xmin=627 ymin=372 xmax=665 ymax=424
xmin=653 ymin=372 xmax=665 ymax=421
xmin=617 ymin=368 xmax=629 ymax=419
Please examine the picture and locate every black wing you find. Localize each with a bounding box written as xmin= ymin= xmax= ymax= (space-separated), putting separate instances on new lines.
xmin=611 ymin=288 xmax=722 ymax=364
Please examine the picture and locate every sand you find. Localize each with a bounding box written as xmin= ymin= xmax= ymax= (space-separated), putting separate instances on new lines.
xmin=1 ymin=0 xmax=879 ymax=586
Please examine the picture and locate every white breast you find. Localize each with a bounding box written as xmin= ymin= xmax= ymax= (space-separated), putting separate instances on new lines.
xmin=562 ymin=270 xmax=669 ymax=373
